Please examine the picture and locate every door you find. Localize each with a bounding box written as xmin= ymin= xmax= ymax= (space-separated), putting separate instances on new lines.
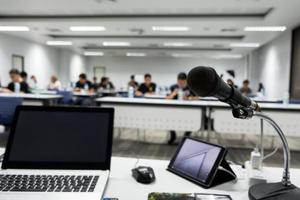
xmin=12 ymin=55 xmax=25 ymax=71
xmin=93 ymin=66 xmax=106 ymax=81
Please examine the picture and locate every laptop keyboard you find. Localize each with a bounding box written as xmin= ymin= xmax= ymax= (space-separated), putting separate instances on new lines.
xmin=0 ymin=174 xmax=99 ymax=192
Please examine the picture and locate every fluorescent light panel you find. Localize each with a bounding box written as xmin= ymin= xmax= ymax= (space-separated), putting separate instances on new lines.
xmin=84 ymin=52 xmax=104 ymax=56
xmin=152 ymin=26 xmax=190 ymax=31
xmin=163 ymin=42 xmax=192 ymax=47
xmin=230 ymin=43 xmax=260 ymax=48
xmin=46 ymin=41 xmax=73 ymax=46
xmin=103 ymin=41 xmax=131 ymax=46
xmin=0 ymin=26 xmax=29 ymax=31
xmin=126 ymin=52 xmax=146 ymax=57
xmin=244 ymin=26 xmax=286 ymax=32
xmin=70 ymin=26 xmax=106 ymax=31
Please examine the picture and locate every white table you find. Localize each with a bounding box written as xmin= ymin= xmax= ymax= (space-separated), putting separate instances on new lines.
xmin=73 ymin=92 xmax=97 ymax=97
xmin=0 ymin=93 xmax=62 ymax=106
xmin=0 ymin=147 xmax=299 ymax=200
xmin=96 ymin=97 xmax=300 ymax=140
xmin=96 ymin=97 xmax=205 ymax=132
xmin=106 ymin=157 xmax=300 ymax=200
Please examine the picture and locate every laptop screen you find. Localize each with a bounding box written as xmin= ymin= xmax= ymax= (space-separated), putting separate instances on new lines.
xmin=2 ymin=106 xmax=114 ymax=170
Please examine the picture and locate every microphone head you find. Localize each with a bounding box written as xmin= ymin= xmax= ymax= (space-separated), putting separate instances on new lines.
xmin=187 ymin=66 xmax=219 ymax=97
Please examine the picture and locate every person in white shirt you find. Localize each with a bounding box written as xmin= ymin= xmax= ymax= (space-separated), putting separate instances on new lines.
xmin=48 ymin=75 xmax=62 ymax=90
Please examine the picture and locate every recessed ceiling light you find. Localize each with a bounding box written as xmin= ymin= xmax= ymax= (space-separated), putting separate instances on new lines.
xmin=230 ymin=43 xmax=260 ymax=48
xmin=152 ymin=26 xmax=190 ymax=31
xmin=102 ymin=41 xmax=131 ymax=46
xmin=46 ymin=41 xmax=73 ymax=46
xmin=126 ymin=52 xmax=146 ymax=57
xmin=244 ymin=26 xmax=286 ymax=32
xmin=163 ymin=42 xmax=192 ymax=47
xmin=171 ymin=53 xmax=193 ymax=57
xmin=84 ymin=51 xmax=104 ymax=56
xmin=0 ymin=26 xmax=29 ymax=31
xmin=70 ymin=26 xmax=106 ymax=31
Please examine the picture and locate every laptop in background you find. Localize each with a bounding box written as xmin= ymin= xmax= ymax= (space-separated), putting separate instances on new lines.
xmin=0 ymin=106 xmax=114 ymax=200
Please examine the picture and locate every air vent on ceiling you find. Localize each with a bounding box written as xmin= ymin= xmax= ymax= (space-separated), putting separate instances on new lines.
xmin=148 ymin=44 xmax=159 ymax=47
xmin=213 ymin=44 xmax=224 ymax=48
xmin=85 ymin=43 xmax=98 ymax=47
xmin=47 ymin=28 xmax=62 ymax=33
xmin=221 ymin=28 xmax=237 ymax=32
xmin=129 ymin=28 xmax=145 ymax=35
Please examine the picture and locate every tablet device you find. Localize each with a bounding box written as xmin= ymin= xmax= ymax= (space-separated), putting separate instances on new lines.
xmin=167 ymin=137 xmax=227 ymax=188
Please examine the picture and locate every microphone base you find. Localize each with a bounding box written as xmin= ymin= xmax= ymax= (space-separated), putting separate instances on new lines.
xmin=249 ymin=182 xmax=300 ymax=200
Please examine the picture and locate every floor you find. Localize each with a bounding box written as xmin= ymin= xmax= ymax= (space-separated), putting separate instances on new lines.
xmin=112 ymin=128 xmax=300 ymax=168
xmin=1 ymin=128 xmax=300 ymax=168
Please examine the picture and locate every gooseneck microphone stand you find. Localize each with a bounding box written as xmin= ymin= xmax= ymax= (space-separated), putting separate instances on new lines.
xmin=231 ymin=106 xmax=300 ymax=200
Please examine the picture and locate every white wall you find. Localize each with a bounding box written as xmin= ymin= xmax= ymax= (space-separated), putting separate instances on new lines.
xmin=0 ymin=33 xmax=87 ymax=89
xmin=58 ymin=48 xmax=87 ymax=87
xmin=86 ymin=56 xmax=247 ymax=89
xmin=249 ymin=31 xmax=292 ymax=99
xmin=0 ymin=33 xmax=59 ymax=88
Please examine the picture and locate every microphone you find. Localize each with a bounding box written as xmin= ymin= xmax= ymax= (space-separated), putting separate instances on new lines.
xmin=187 ymin=66 xmax=259 ymax=111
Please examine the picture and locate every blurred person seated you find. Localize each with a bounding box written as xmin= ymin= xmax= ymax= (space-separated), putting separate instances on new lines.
xmin=20 ymin=71 xmax=28 ymax=83
xmin=136 ymin=73 xmax=156 ymax=96
xmin=257 ymin=82 xmax=265 ymax=97
xmin=48 ymin=75 xmax=62 ymax=90
xmin=99 ymin=77 xmax=115 ymax=90
xmin=7 ymin=69 xmax=30 ymax=93
xmin=29 ymin=75 xmax=39 ymax=92
xmin=166 ymin=72 xmax=197 ymax=145
xmin=128 ymin=75 xmax=139 ymax=89
xmin=74 ymin=73 xmax=94 ymax=93
xmin=240 ymin=79 xmax=252 ymax=96
xmin=227 ymin=79 xmax=238 ymax=89
xmin=92 ymin=76 xmax=99 ymax=90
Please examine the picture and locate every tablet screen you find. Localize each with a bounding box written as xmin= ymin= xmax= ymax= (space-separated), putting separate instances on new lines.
xmin=168 ymin=138 xmax=225 ymax=186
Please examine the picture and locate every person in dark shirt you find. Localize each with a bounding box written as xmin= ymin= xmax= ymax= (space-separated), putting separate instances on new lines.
xmin=99 ymin=77 xmax=115 ymax=90
xmin=136 ymin=73 xmax=156 ymax=96
xmin=92 ymin=77 xmax=99 ymax=90
xmin=20 ymin=71 xmax=28 ymax=83
xmin=166 ymin=72 xmax=197 ymax=145
xmin=74 ymin=73 xmax=93 ymax=92
xmin=128 ymin=75 xmax=139 ymax=89
xmin=7 ymin=69 xmax=30 ymax=93
xmin=240 ymin=79 xmax=252 ymax=96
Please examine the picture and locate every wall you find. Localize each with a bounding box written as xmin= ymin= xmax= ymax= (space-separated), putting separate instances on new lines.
xmin=249 ymin=31 xmax=292 ymax=99
xmin=0 ymin=33 xmax=87 ymax=89
xmin=0 ymin=33 xmax=59 ymax=88
xmin=86 ymin=56 xmax=247 ymax=89
xmin=58 ymin=48 xmax=87 ymax=87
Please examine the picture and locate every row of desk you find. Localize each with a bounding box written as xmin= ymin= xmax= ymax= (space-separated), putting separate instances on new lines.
xmin=96 ymin=97 xmax=300 ymax=138
xmin=1 ymin=93 xmax=300 ymax=137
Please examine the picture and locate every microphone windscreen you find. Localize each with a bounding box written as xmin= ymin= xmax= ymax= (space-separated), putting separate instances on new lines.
xmin=187 ymin=66 xmax=219 ymax=97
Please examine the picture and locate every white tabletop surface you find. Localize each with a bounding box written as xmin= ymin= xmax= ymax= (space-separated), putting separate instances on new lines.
xmin=0 ymin=148 xmax=299 ymax=200
xmin=0 ymin=93 xmax=62 ymax=100
xmin=96 ymin=97 xmax=300 ymax=110
xmin=96 ymin=97 xmax=209 ymax=107
xmin=73 ymin=92 xmax=97 ymax=97
xmin=106 ymin=157 xmax=300 ymax=200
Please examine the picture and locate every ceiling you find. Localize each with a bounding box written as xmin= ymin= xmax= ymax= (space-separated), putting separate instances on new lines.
xmin=0 ymin=0 xmax=299 ymax=58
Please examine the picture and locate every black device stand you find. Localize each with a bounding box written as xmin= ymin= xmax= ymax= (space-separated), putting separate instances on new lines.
xmin=249 ymin=182 xmax=300 ymax=200
xmin=209 ymin=157 xmax=236 ymax=188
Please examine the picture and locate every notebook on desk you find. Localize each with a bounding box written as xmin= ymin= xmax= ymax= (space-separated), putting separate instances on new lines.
xmin=0 ymin=106 xmax=114 ymax=200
